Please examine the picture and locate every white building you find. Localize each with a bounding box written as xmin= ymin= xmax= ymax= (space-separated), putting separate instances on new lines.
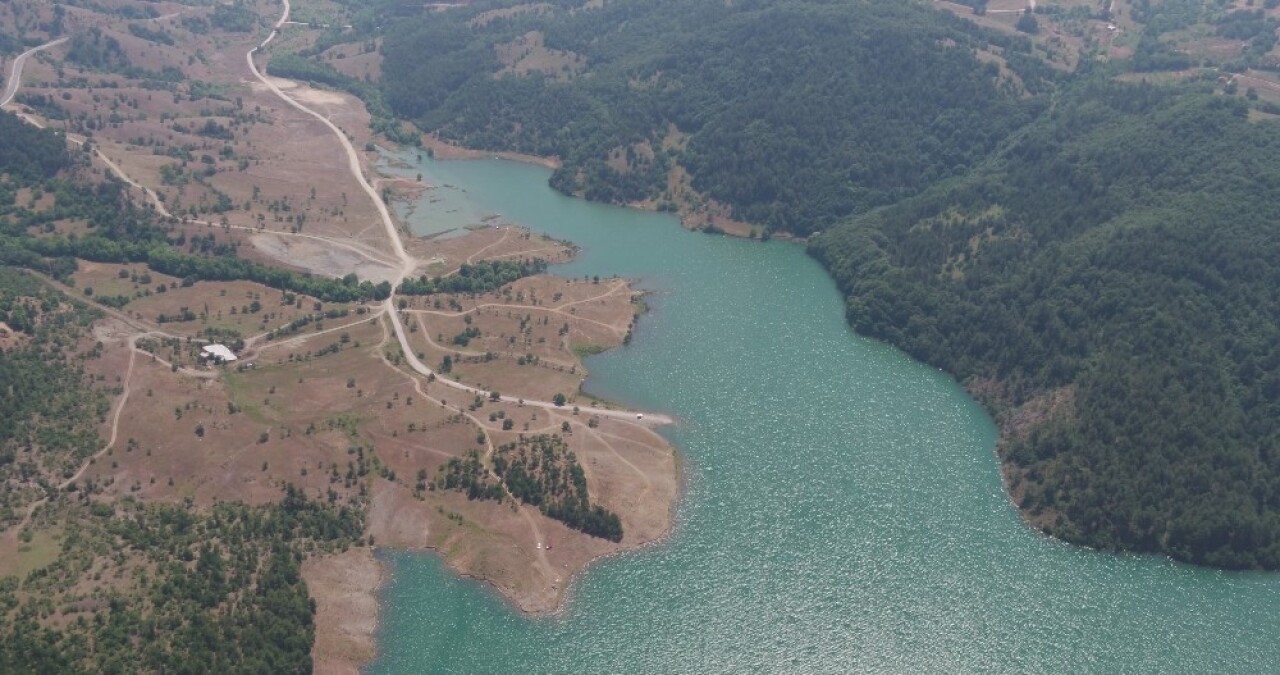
xmin=202 ymin=344 xmax=238 ymax=363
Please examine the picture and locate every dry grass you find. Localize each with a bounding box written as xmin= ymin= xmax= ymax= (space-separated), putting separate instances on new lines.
xmin=2 ymin=0 xmax=679 ymax=669
xmin=12 ymin=7 xmax=398 ymax=272
xmin=495 ymin=31 xmax=586 ymax=80
xmin=321 ymin=40 xmax=382 ymax=83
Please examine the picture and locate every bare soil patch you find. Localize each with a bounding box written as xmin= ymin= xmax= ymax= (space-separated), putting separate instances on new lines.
xmin=0 ymin=321 xmax=21 ymax=349
xmin=422 ymin=133 xmax=561 ymax=169
xmin=304 ymin=548 xmax=383 ymax=675
xmin=321 ymin=40 xmax=382 ymax=82
xmin=496 ymin=30 xmax=586 ymax=80
xmin=250 ymin=232 xmax=401 ymax=284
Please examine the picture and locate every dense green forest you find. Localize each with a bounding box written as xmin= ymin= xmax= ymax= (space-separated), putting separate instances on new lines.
xmin=372 ymin=0 xmax=1049 ymax=234
xmin=812 ymin=82 xmax=1280 ymax=569
xmin=0 ymin=110 xmax=69 ymax=181
xmin=0 ymin=30 xmax=23 ymax=55
xmin=65 ymin=28 xmax=130 ymax=71
xmin=0 ymin=487 xmax=363 ymax=673
xmin=397 ymin=258 xmax=547 ymax=295
xmin=352 ymin=0 xmax=1280 ymax=568
xmin=210 ymin=0 xmax=258 ymax=33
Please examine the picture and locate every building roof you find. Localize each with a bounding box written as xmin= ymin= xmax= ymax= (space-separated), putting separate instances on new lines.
xmin=202 ymin=344 xmax=238 ymax=362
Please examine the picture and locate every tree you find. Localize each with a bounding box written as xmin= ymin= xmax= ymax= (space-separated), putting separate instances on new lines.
xmin=552 ymin=393 xmax=567 ymax=407
xmin=1016 ymin=10 xmax=1039 ymax=34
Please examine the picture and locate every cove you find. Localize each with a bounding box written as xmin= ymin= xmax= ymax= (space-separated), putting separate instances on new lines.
xmin=370 ymin=153 xmax=1280 ymax=673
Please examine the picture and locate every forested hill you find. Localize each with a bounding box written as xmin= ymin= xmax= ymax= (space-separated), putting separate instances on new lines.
xmin=360 ymin=0 xmax=1280 ymax=569
xmin=812 ymin=82 xmax=1280 ymax=570
xmin=377 ymin=0 xmax=1051 ymax=233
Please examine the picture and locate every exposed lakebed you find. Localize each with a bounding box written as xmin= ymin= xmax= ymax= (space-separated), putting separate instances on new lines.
xmin=369 ymin=152 xmax=1280 ymax=673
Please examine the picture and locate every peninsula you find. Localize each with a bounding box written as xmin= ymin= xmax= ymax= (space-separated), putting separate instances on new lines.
xmin=0 ymin=0 xmax=676 ymax=671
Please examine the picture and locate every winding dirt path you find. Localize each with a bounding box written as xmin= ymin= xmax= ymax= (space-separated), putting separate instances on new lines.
xmin=1 ymin=37 xmax=67 ymax=107
xmin=405 ymin=280 xmax=632 ymax=336
xmin=90 ymin=141 xmax=400 ymax=271
xmin=466 ymin=226 xmax=512 ymax=263
xmin=61 ymin=335 xmax=140 ymax=489
xmin=247 ymin=0 xmax=412 ymax=276
xmin=244 ymin=307 xmax=386 ymax=352
xmin=0 ymin=29 xmax=396 ymax=277
xmin=372 ymin=317 xmax=557 ymax=582
xmin=6 ymin=54 xmax=398 ymax=276
xmin=251 ymin=0 xmax=673 ymax=426
xmin=409 ymin=304 xmax=625 ymax=335
xmin=5 ymin=330 xmax=142 ymax=543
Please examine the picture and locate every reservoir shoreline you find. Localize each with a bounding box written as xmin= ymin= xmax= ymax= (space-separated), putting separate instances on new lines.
xmin=305 ymin=151 xmax=687 ymax=674
xmin=368 ymin=148 xmax=1280 ymax=675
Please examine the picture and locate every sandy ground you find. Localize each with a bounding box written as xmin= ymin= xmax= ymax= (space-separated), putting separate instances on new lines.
xmin=251 ymin=232 xmax=402 ymax=283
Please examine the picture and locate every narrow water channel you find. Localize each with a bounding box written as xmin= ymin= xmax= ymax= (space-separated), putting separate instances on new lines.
xmin=369 ymin=152 xmax=1280 ymax=673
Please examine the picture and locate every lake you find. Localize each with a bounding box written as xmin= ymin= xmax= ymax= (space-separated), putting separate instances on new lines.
xmin=368 ymin=152 xmax=1280 ymax=673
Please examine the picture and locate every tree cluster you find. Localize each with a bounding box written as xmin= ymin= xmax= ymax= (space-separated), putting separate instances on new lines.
xmin=397 ymin=259 xmax=547 ymax=296
xmin=0 ymin=111 xmax=69 ymax=181
xmin=375 ymin=0 xmax=1048 ymax=234
xmin=0 ymin=487 xmax=363 ymax=672
xmin=0 ymin=111 xmax=390 ymax=304
xmin=0 ymin=268 xmax=104 ymax=527
xmin=436 ymin=450 xmax=506 ymax=501
xmin=811 ymin=81 xmax=1280 ymax=569
xmin=493 ymin=434 xmax=622 ymax=541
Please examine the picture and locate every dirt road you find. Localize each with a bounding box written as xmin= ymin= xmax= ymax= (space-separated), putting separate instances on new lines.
xmin=1 ymin=37 xmax=67 ymax=107
xmin=5 ymin=328 xmax=143 ymax=543
xmin=249 ymin=0 xmax=674 ymax=426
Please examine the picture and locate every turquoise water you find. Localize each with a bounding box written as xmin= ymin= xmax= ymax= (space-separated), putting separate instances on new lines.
xmin=382 ymin=153 xmax=501 ymax=239
xmin=370 ymin=154 xmax=1280 ymax=673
